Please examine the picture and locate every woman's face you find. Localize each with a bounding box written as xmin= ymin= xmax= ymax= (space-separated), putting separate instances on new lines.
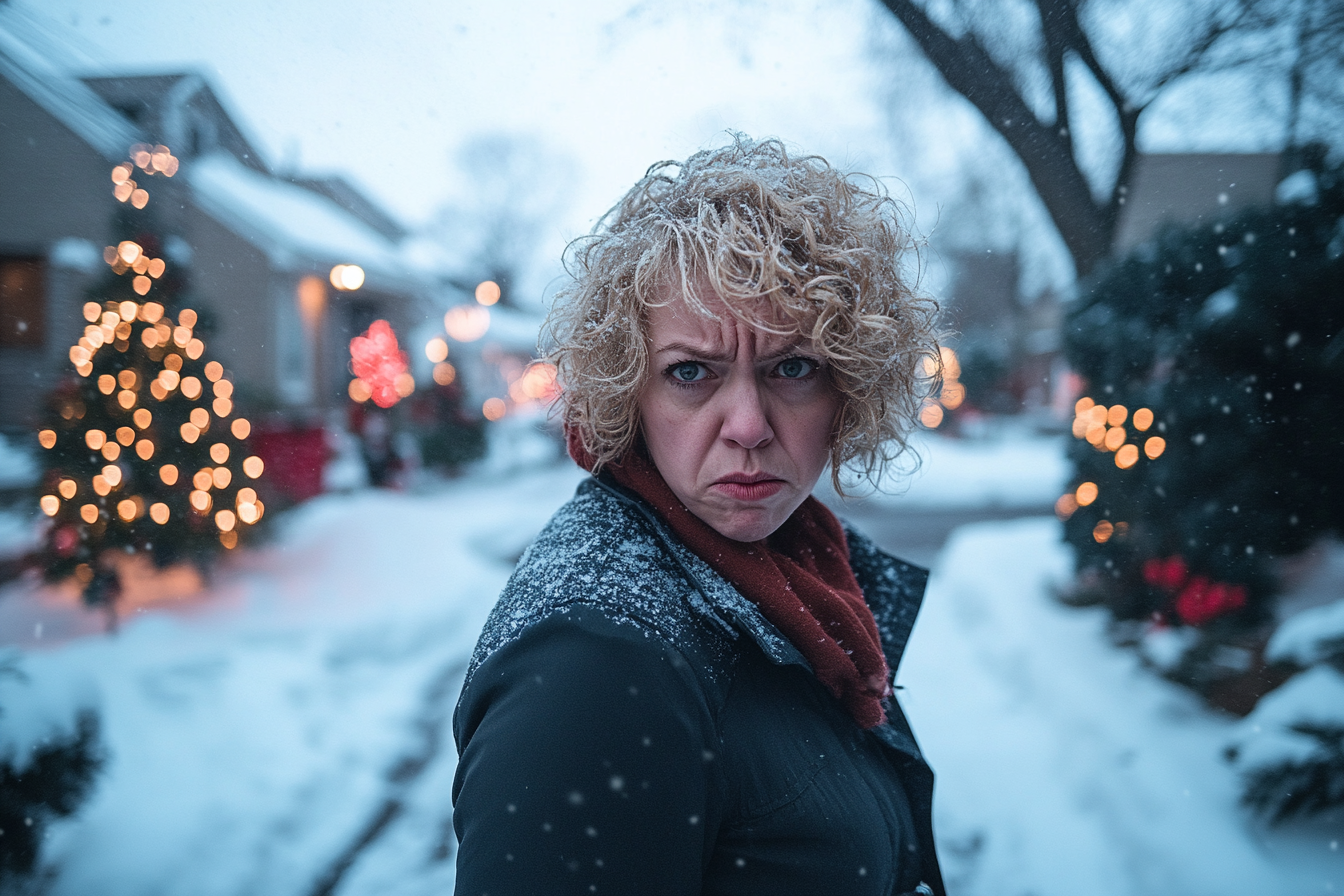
xmin=638 ymin=287 xmax=842 ymax=542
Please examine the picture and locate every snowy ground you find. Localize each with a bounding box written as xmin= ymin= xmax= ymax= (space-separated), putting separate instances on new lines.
xmin=0 ymin=433 xmax=1339 ymax=894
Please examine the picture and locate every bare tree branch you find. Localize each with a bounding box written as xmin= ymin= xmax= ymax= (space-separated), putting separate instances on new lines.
xmin=876 ymin=0 xmax=1114 ymax=274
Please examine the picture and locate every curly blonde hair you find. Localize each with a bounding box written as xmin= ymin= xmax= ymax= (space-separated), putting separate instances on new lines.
xmin=545 ymin=136 xmax=940 ymax=492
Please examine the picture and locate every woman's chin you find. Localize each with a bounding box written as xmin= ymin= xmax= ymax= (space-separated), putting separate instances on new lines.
xmin=700 ymin=506 xmax=787 ymax=543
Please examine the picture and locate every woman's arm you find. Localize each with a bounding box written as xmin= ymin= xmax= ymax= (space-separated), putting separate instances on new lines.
xmin=452 ymin=607 xmax=722 ymax=895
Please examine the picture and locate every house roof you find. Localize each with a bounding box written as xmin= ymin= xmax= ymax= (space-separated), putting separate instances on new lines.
xmin=1113 ymin=153 xmax=1282 ymax=253
xmin=80 ymin=72 xmax=271 ymax=175
xmin=0 ymin=4 xmax=139 ymax=162
xmin=0 ymin=6 xmax=422 ymax=290
xmin=187 ymin=151 xmax=413 ymax=282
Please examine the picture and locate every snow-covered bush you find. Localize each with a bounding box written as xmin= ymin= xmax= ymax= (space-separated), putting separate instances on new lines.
xmin=1228 ymin=598 xmax=1344 ymax=823
xmin=0 ymin=656 xmax=103 ymax=883
xmin=1059 ymin=149 xmax=1344 ymax=709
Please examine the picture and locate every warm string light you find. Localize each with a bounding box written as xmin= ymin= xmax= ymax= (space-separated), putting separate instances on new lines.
xmin=111 ymin=144 xmax=179 ymax=208
xmin=919 ymin=346 xmax=965 ymax=428
xmin=1071 ymin=396 xmax=1165 ymax=470
xmin=444 ymin=305 xmax=491 ymax=342
xmin=330 ymin=264 xmax=365 ymax=291
xmin=506 ymin=362 xmax=559 ymax=406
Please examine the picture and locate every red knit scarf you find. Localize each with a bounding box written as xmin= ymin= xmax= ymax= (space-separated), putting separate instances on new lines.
xmin=569 ymin=432 xmax=891 ymax=728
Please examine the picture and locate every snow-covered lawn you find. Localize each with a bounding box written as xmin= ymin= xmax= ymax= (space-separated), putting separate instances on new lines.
xmin=0 ymin=436 xmax=1337 ymax=893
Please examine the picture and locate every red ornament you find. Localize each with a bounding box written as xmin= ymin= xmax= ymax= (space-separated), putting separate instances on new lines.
xmin=349 ymin=320 xmax=410 ymax=409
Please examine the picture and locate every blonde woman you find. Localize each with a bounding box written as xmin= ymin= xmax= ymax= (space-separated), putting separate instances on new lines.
xmin=453 ymin=137 xmax=943 ymax=896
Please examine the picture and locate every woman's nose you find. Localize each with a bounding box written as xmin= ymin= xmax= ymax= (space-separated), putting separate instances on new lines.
xmin=718 ymin=377 xmax=773 ymax=450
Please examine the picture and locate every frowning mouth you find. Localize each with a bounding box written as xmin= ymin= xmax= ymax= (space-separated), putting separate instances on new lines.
xmin=712 ymin=473 xmax=786 ymax=501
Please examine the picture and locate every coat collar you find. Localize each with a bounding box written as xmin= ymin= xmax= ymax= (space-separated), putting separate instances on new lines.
xmin=588 ymin=475 xmax=929 ymax=677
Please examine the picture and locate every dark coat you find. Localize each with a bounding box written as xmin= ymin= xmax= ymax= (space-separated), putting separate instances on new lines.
xmin=452 ymin=476 xmax=943 ymax=896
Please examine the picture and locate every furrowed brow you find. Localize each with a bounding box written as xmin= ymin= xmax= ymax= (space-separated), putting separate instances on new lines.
xmin=652 ymin=340 xmax=736 ymax=362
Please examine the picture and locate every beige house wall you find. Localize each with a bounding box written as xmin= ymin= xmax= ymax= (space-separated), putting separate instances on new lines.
xmin=0 ymin=77 xmax=110 ymax=426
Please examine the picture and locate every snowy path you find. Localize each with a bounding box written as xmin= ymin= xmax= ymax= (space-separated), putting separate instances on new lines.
xmin=2 ymin=442 xmax=1337 ymax=893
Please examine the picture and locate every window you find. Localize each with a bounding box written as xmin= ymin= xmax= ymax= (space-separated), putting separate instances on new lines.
xmin=0 ymin=256 xmax=45 ymax=347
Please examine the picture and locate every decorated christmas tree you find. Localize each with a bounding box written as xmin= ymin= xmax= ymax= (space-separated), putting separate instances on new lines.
xmin=33 ymin=144 xmax=266 ymax=622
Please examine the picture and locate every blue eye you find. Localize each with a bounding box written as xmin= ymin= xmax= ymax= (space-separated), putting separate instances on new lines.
xmin=668 ymin=362 xmax=707 ymax=383
xmin=775 ymin=357 xmax=817 ymax=379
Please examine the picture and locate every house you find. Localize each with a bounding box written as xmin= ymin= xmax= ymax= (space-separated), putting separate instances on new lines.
xmin=1111 ymin=153 xmax=1283 ymax=254
xmin=0 ymin=6 xmax=429 ymax=432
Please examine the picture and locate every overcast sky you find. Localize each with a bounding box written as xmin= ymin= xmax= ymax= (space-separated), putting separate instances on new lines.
xmin=15 ymin=0 xmax=1301 ymax=299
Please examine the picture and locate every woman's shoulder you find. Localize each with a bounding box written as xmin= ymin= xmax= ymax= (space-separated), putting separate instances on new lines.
xmin=464 ymin=478 xmax=735 ymax=687
xmin=840 ymin=522 xmax=930 ymax=670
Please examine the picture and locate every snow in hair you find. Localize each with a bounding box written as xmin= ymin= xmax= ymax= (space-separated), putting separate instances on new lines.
xmin=545 ymin=135 xmax=940 ymax=492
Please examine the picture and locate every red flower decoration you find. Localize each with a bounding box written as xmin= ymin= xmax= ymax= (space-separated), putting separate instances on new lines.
xmin=1174 ymin=576 xmax=1247 ymax=626
xmin=349 ymin=320 xmax=409 ymax=409
xmin=1143 ymin=555 xmax=1190 ymax=592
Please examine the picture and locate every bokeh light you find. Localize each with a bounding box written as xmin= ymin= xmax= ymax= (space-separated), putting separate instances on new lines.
xmin=348 ymin=378 xmax=373 ymax=403
xmin=444 ymin=305 xmax=491 ymax=342
xmin=432 ymin=362 xmax=456 ymax=386
xmin=425 ymin=337 xmax=449 ymax=363
xmin=483 ymin=398 xmax=507 ymax=421
xmin=1075 ymin=482 xmax=1098 ymax=506
xmin=475 ymin=280 xmax=501 ymax=306
xmin=330 ymin=264 xmax=365 ymax=291
xmin=919 ymin=402 xmax=944 ymax=428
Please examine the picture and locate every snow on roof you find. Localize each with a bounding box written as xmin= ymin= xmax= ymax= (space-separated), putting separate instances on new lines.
xmin=0 ymin=5 xmax=140 ymax=161
xmin=187 ymin=152 xmax=411 ymax=282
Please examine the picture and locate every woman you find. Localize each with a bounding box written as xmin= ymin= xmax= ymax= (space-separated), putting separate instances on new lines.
xmin=452 ymin=137 xmax=943 ymax=895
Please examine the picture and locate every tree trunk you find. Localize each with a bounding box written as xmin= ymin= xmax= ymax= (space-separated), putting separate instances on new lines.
xmin=876 ymin=0 xmax=1119 ymax=277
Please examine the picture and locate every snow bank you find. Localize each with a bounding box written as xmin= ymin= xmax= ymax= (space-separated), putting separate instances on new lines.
xmin=1269 ymin=598 xmax=1344 ymax=668
xmin=0 ymin=432 xmax=38 ymax=489
xmin=824 ymin=431 xmax=1068 ymax=509
xmin=0 ymin=653 xmax=97 ymax=773
xmin=1231 ymin=666 xmax=1344 ymax=771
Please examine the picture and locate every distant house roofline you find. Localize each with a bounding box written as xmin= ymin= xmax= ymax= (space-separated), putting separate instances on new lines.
xmin=1113 ymin=151 xmax=1282 ymax=254
xmin=80 ymin=71 xmax=271 ymax=175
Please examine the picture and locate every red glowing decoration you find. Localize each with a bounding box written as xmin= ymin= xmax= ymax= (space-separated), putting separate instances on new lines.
xmin=1142 ymin=553 xmax=1248 ymax=626
xmin=1173 ymin=576 xmax=1247 ymax=627
xmin=349 ymin=320 xmax=411 ymax=409
xmin=1141 ymin=555 xmax=1189 ymax=592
